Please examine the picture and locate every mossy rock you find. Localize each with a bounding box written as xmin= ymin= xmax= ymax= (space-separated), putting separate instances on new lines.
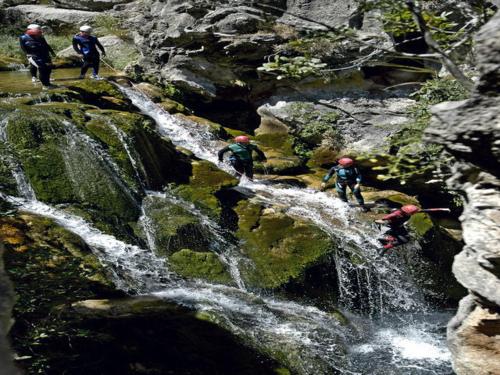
xmin=235 ymin=201 xmax=334 ymax=289
xmin=0 ymin=55 xmax=23 ymax=71
xmin=159 ymin=98 xmax=189 ymax=115
xmin=408 ymin=212 xmax=434 ymax=237
xmin=0 ymin=145 xmax=17 ymax=196
xmin=140 ymin=195 xmax=210 ymax=256
xmin=174 ymin=160 xmax=238 ymax=217
xmin=5 ymin=108 xmax=140 ymax=222
xmin=254 ymin=133 xmax=304 ymax=175
xmin=175 ymin=113 xmax=230 ymax=138
xmin=362 ymin=190 xmax=420 ymax=208
xmin=65 ymin=80 xmax=130 ymax=109
xmin=169 ymin=249 xmax=233 ymax=285
xmin=306 ymin=146 xmax=339 ymax=169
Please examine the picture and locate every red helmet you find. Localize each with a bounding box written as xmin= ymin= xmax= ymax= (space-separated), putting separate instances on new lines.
xmin=234 ymin=135 xmax=250 ymax=144
xmin=26 ymin=29 xmax=42 ymax=37
xmin=401 ymin=205 xmax=420 ymax=215
xmin=338 ymin=158 xmax=354 ymax=167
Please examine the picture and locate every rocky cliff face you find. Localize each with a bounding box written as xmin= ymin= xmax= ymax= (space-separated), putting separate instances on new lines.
xmin=425 ymin=11 xmax=500 ymax=375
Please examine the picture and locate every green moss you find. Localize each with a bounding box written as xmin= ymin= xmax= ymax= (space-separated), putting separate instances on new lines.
xmin=255 ymin=133 xmax=304 ymax=175
xmin=235 ymin=201 xmax=334 ymax=289
xmin=175 ymin=160 xmax=238 ymax=217
xmin=159 ymin=98 xmax=188 ymax=114
xmin=141 ymin=195 xmax=209 ymax=256
xmin=408 ymin=212 xmax=434 ymax=237
xmin=5 ymin=109 xmax=139 ymax=221
xmin=169 ymin=249 xmax=233 ymax=285
xmin=65 ymin=80 xmax=130 ymax=109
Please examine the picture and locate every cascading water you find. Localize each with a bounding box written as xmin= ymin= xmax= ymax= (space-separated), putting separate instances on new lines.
xmin=122 ymin=86 xmax=455 ymax=374
xmin=0 ymin=84 xmax=454 ymax=374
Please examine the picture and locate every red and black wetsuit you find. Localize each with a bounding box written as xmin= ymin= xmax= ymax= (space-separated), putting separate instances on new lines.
xmin=378 ymin=209 xmax=411 ymax=253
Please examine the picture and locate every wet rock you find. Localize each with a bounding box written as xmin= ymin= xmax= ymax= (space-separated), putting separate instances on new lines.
xmin=425 ymin=10 xmax=500 ymax=375
xmin=235 ymin=200 xmax=334 ymax=289
xmin=139 ymin=194 xmax=210 ymax=256
xmin=169 ymin=248 xmax=233 ymax=285
xmin=174 ymin=160 xmax=238 ymax=217
xmin=2 ymin=5 xmax=99 ymax=32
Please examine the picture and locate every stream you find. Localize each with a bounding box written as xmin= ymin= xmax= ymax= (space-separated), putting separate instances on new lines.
xmin=0 ymin=70 xmax=454 ymax=374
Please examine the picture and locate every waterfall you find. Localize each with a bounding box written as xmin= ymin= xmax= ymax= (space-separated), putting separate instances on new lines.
xmin=120 ymin=85 xmax=454 ymax=374
xmin=0 ymin=83 xmax=454 ymax=374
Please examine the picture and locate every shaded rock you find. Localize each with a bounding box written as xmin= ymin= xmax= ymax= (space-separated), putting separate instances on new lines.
xmin=51 ymin=0 xmax=132 ymax=11
xmin=2 ymin=5 xmax=99 ymax=32
xmin=50 ymin=296 xmax=284 ymax=375
xmin=0 ymin=243 xmax=19 ymax=375
xmin=425 ymin=10 xmax=500 ymax=375
xmin=169 ymin=248 xmax=233 ymax=285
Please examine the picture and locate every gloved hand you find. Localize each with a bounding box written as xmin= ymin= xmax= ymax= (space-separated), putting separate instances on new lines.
xmin=320 ymin=182 xmax=326 ymax=191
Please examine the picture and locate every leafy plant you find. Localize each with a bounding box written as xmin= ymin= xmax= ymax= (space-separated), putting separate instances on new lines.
xmin=258 ymin=55 xmax=327 ymax=80
xmin=373 ymin=77 xmax=469 ymax=183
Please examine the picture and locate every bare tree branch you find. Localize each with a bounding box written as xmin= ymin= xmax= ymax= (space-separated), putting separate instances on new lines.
xmin=404 ymin=0 xmax=474 ymax=90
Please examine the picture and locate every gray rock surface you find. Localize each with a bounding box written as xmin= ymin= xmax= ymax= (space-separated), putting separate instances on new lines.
xmin=2 ymin=4 xmax=98 ymax=31
xmin=51 ymin=0 xmax=132 ymax=11
xmin=425 ymin=10 xmax=500 ymax=375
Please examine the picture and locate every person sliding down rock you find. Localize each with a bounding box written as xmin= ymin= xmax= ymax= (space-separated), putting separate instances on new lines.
xmin=218 ymin=136 xmax=266 ymax=181
xmin=19 ymin=24 xmax=56 ymax=89
xmin=375 ymin=205 xmax=450 ymax=256
xmin=73 ymin=25 xmax=106 ymax=80
xmin=321 ymin=158 xmax=369 ymax=212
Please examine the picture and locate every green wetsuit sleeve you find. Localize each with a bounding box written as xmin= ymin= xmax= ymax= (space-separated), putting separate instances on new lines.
xmin=252 ymin=145 xmax=266 ymax=161
xmin=323 ymin=167 xmax=336 ymax=182
xmin=218 ymin=146 xmax=230 ymax=161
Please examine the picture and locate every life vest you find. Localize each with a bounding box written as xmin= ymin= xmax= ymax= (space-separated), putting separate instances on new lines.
xmin=228 ymin=143 xmax=255 ymax=163
xmin=20 ymin=34 xmax=50 ymax=59
xmin=335 ymin=166 xmax=361 ymax=182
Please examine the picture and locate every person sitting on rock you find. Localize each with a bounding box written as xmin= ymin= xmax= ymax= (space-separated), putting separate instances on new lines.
xmin=321 ymin=157 xmax=369 ymax=212
xmin=19 ymin=24 xmax=56 ymax=89
xmin=375 ymin=204 xmax=450 ymax=255
xmin=73 ymin=25 xmax=106 ymax=80
xmin=218 ymin=136 xmax=266 ymax=181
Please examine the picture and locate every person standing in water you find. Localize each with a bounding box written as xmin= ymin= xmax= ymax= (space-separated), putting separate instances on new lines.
xmin=19 ymin=24 xmax=56 ymax=89
xmin=321 ymin=157 xmax=369 ymax=212
xmin=72 ymin=25 xmax=106 ymax=80
xmin=218 ymin=136 xmax=267 ymax=180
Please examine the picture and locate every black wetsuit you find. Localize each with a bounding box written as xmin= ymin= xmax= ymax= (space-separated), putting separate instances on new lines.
xmin=19 ymin=33 xmax=55 ymax=86
xmin=218 ymin=143 xmax=266 ymax=179
xmin=323 ymin=165 xmax=365 ymax=205
xmin=72 ymin=34 xmax=106 ymax=77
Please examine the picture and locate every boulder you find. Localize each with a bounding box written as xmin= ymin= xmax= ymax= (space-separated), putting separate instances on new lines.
xmin=169 ymin=248 xmax=233 ymax=285
xmin=139 ymin=195 xmax=210 ymax=256
xmin=2 ymin=5 xmax=99 ymax=32
xmin=57 ymin=35 xmax=140 ymax=70
xmin=174 ymin=160 xmax=238 ymax=217
xmin=235 ymin=200 xmax=334 ymax=289
xmin=51 ymin=0 xmax=132 ymax=11
xmin=425 ymin=10 xmax=500 ymax=375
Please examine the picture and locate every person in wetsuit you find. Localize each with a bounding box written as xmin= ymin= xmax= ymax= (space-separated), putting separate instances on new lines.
xmin=321 ymin=157 xmax=369 ymax=211
xmin=72 ymin=25 xmax=106 ymax=80
xmin=375 ymin=205 xmax=450 ymax=255
xmin=218 ymin=136 xmax=266 ymax=180
xmin=19 ymin=24 xmax=56 ymax=88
